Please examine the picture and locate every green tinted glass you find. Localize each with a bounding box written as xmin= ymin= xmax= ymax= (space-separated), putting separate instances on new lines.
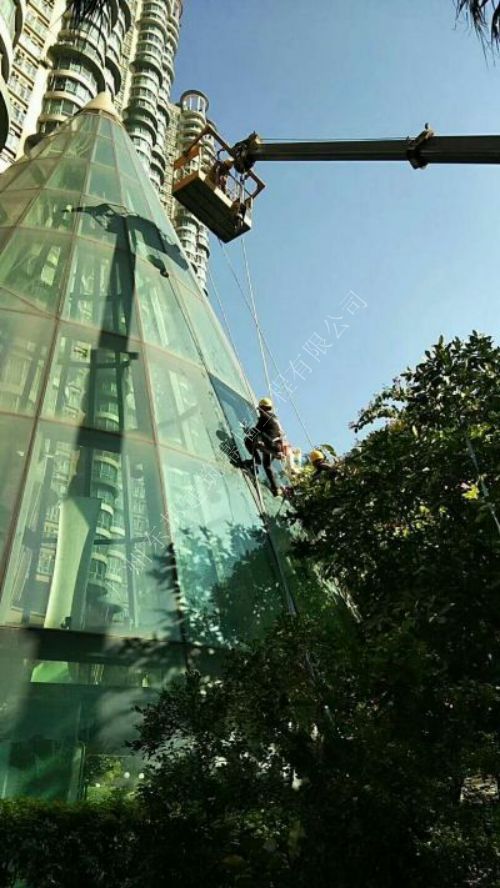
xmin=0 ymin=415 xmax=33 ymax=570
xmin=0 ymin=310 xmax=54 ymax=415
xmin=63 ymin=241 xmax=136 ymax=337
xmin=3 ymin=160 xmax=58 ymax=192
xmin=147 ymin=349 xmax=227 ymax=459
xmin=43 ymin=324 xmax=153 ymax=438
xmin=160 ymin=449 xmax=282 ymax=645
xmin=0 ymin=422 xmax=180 ymax=638
xmin=0 ymin=191 xmax=36 ymax=227
xmin=135 ymin=260 xmax=197 ymax=356
xmin=75 ymin=200 xmax=128 ymax=250
xmin=48 ymin=158 xmax=88 ymax=193
xmin=92 ymin=137 xmax=115 ymax=168
xmin=0 ymin=230 xmax=71 ymax=314
xmin=21 ymin=191 xmax=78 ymax=233
xmin=86 ymin=163 xmax=122 ymax=204
xmin=176 ymin=282 xmax=248 ymax=395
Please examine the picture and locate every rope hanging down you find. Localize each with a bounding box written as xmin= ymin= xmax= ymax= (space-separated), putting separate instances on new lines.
xmin=207 ymin=266 xmax=256 ymax=406
xmin=241 ymin=238 xmax=272 ymax=397
xmin=218 ymin=238 xmax=315 ymax=450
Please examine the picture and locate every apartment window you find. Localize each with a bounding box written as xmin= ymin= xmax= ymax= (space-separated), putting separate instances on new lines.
xmin=26 ymin=10 xmax=47 ymax=37
xmin=16 ymin=53 xmax=38 ymax=79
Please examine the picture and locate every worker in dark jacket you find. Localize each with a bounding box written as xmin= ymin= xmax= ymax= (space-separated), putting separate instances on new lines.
xmin=310 ymin=449 xmax=337 ymax=478
xmin=244 ymin=397 xmax=284 ymax=496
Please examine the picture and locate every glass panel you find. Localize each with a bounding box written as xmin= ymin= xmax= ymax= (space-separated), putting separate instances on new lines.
xmin=66 ymin=112 xmax=98 ymax=136
xmin=20 ymin=190 xmax=78 ymax=233
xmin=0 ymin=423 xmax=180 ymax=639
xmin=92 ymin=137 xmax=115 ymax=168
xmin=0 ymin=230 xmax=71 ymax=314
xmin=175 ymin=282 xmax=248 ymax=396
xmin=64 ymin=241 xmax=136 ymax=338
xmin=3 ymin=159 xmax=58 ymax=192
xmin=32 ymin=131 xmax=70 ymax=159
xmin=43 ymin=324 xmax=153 ymax=438
xmin=147 ymin=349 xmax=227 ymax=458
xmin=135 ymin=260 xmax=197 ymax=357
xmin=0 ymin=415 xmax=33 ymax=568
xmin=74 ymin=200 xmax=128 ymax=250
xmin=0 ymin=191 xmax=35 ymax=227
xmin=48 ymin=158 xmax=88 ymax=194
xmin=158 ymin=227 xmax=200 ymax=294
xmin=160 ymin=449 xmax=283 ymax=646
xmin=211 ymin=376 xmax=256 ymax=462
xmin=114 ymin=138 xmax=144 ymax=182
xmin=64 ymin=127 xmax=96 ymax=160
xmin=0 ymin=311 xmax=54 ymax=415
xmin=98 ymin=117 xmax=112 ymax=139
xmin=86 ymin=162 xmax=121 ymax=205
xmin=0 ymin=647 xmax=156 ymax=801
xmin=121 ymin=175 xmax=152 ymax=218
xmin=0 ymin=161 xmax=28 ymax=193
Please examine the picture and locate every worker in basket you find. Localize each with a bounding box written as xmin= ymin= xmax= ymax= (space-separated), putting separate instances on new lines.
xmin=243 ymin=397 xmax=284 ymax=496
xmin=207 ymin=157 xmax=233 ymax=194
xmin=310 ymin=449 xmax=337 ymax=478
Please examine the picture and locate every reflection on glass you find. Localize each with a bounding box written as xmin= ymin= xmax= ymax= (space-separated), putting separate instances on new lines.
xmin=64 ymin=241 xmax=136 ymax=337
xmin=3 ymin=160 xmax=58 ymax=192
xmin=176 ymin=282 xmax=248 ymax=395
xmin=86 ymin=163 xmax=122 ymax=205
xmin=0 ymin=231 xmax=71 ymax=313
xmin=43 ymin=325 xmax=153 ymax=438
xmin=0 ymin=423 xmax=180 ymax=638
xmin=47 ymin=159 xmax=87 ymax=194
xmin=0 ymin=191 xmax=35 ymax=227
xmin=135 ymin=260 xmax=197 ymax=357
xmin=0 ymin=311 xmax=54 ymax=415
xmin=148 ymin=349 xmax=226 ymax=458
xmin=92 ymin=137 xmax=115 ymax=168
xmin=21 ymin=191 xmax=77 ymax=232
xmin=161 ymin=449 xmax=283 ymax=645
xmin=121 ymin=175 xmax=151 ymax=218
xmin=0 ymin=415 xmax=33 ymax=566
xmin=74 ymin=200 xmax=128 ymax=250
xmin=211 ymin=376 xmax=256 ymax=461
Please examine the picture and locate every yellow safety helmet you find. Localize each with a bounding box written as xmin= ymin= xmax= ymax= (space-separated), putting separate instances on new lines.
xmin=310 ymin=449 xmax=324 ymax=464
xmin=258 ymin=397 xmax=273 ymax=409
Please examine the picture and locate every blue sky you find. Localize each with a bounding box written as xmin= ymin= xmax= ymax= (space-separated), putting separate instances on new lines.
xmin=173 ymin=0 xmax=500 ymax=454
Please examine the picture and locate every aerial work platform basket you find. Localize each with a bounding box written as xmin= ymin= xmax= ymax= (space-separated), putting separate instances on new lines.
xmin=172 ymin=126 xmax=265 ymax=243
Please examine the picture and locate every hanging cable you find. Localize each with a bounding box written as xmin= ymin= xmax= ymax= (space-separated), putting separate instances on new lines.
xmin=218 ymin=239 xmax=315 ymax=449
xmin=241 ymin=238 xmax=272 ymax=397
xmin=207 ymin=265 xmax=256 ymax=405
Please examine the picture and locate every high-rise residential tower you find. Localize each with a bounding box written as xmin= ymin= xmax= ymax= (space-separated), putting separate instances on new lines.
xmin=0 ymin=0 xmax=213 ymax=286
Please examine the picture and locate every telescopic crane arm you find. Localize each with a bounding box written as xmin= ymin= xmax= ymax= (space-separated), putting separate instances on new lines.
xmin=172 ymin=123 xmax=500 ymax=242
xmin=231 ymin=126 xmax=500 ymax=173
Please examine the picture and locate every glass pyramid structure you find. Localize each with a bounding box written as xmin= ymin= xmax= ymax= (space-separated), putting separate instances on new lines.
xmin=0 ymin=97 xmax=291 ymax=800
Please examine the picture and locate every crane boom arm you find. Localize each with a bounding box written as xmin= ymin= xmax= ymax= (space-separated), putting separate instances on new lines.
xmin=231 ymin=129 xmax=500 ymax=173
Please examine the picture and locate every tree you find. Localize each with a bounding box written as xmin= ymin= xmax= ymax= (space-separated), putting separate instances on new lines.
xmin=67 ymin=0 xmax=500 ymax=46
xmin=128 ymin=333 xmax=500 ymax=887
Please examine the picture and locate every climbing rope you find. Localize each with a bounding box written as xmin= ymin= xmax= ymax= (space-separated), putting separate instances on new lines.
xmin=217 ymin=238 xmax=315 ymax=450
xmin=207 ymin=265 xmax=256 ymax=405
xmin=241 ymin=238 xmax=272 ymax=396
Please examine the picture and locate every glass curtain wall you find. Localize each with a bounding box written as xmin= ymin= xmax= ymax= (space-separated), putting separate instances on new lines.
xmin=0 ymin=106 xmax=287 ymax=801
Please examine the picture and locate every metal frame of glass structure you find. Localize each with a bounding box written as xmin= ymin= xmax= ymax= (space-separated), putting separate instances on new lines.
xmin=0 ymin=103 xmax=290 ymax=801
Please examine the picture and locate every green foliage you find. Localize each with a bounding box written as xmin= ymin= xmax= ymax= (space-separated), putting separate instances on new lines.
xmin=128 ymin=333 xmax=500 ymax=886
xmin=2 ymin=334 xmax=499 ymax=887
xmin=0 ymin=798 xmax=142 ymax=887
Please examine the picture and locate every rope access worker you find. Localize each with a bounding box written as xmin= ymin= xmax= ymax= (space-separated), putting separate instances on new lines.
xmin=244 ymin=397 xmax=284 ymax=496
xmin=310 ymin=449 xmax=337 ymax=478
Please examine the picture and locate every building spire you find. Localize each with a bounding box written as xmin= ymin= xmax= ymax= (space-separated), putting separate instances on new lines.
xmin=82 ymin=91 xmax=120 ymax=120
